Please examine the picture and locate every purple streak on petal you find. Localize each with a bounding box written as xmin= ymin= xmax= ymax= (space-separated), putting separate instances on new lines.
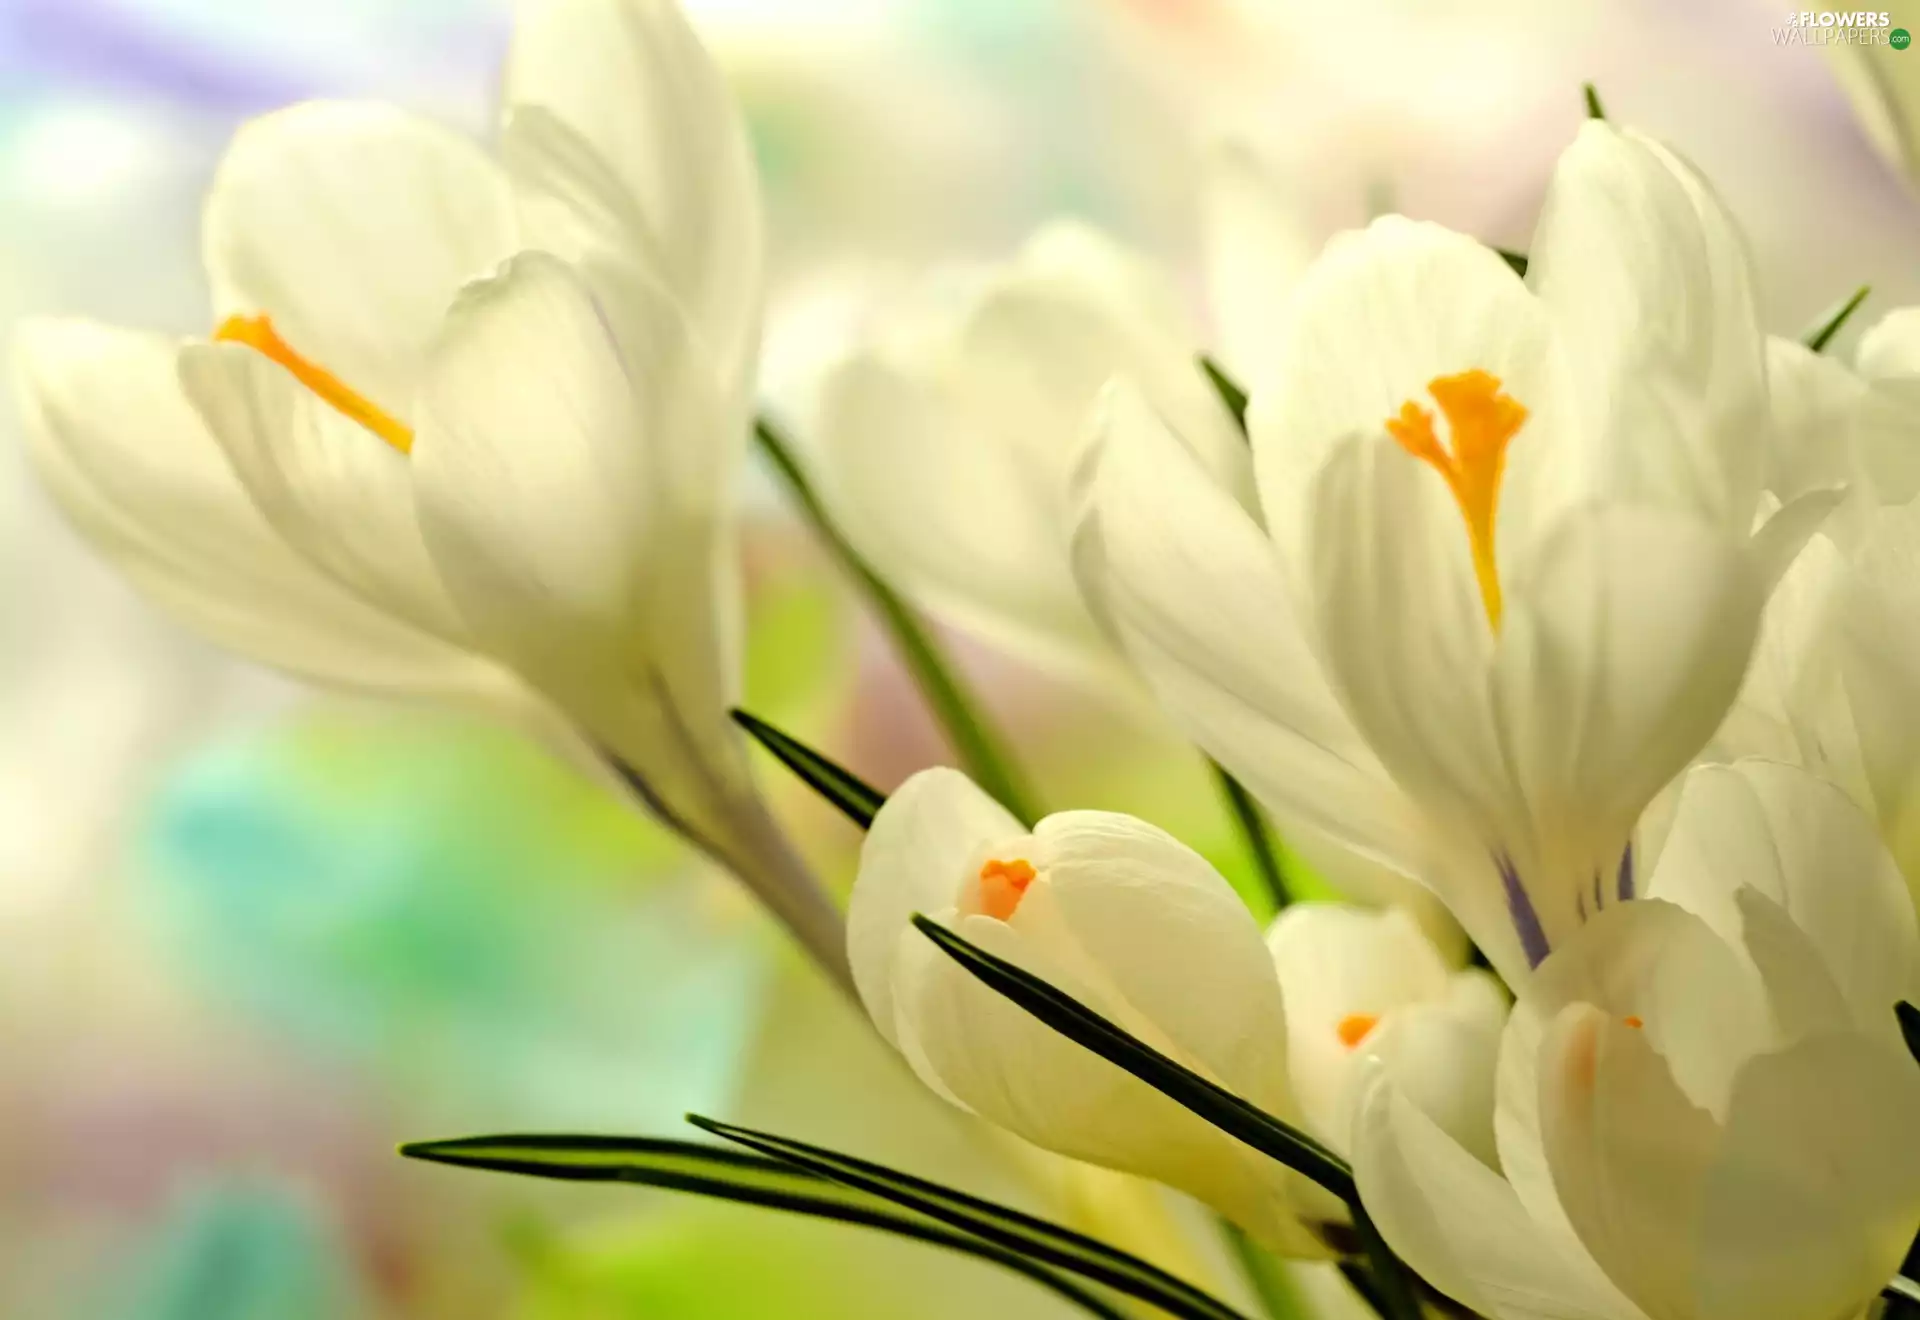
xmin=1498 ymin=852 xmax=1551 ymax=969
xmin=1616 ymin=841 xmax=1635 ymax=903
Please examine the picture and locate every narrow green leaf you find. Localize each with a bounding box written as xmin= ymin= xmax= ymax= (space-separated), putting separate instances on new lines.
xmin=1496 ymin=248 xmax=1529 ymax=278
xmin=1200 ymin=357 xmax=1250 ymax=435
xmin=1803 ymin=285 xmax=1871 ymax=353
xmin=687 ymin=1116 xmax=1252 ymax=1320
xmin=1583 ymin=82 xmax=1606 ymax=120
xmin=732 ymin=708 xmax=883 ymax=829
xmin=909 ymin=916 xmax=1353 ymax=1199
xmin=754 ymin=416 xmax=1038 ymax=826
xmin=1210 ymin=760 xmax=1291 ymax=915
xmin=400 ymin=1136 xmax=1127 ymax=1320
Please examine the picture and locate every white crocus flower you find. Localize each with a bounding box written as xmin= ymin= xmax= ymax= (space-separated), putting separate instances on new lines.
xmin=812 ymin=218 xmax=1256 ymax=678
xmin=1354 ymin=759 xmax=1920 ymax=1320
xmin=1077 ymin=121 xmax=1776 ymax=986
xmin=846 ymin=766 xmax=1335 ymax=1254
xmin=12 ymin=0 xmax=849 ymax=977
xmin=1268 ymin=904 xmax=1506 ymax=1164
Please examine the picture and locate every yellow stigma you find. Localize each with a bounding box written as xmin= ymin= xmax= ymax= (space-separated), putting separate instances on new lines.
xmin=1336 ymin=1013 xmax=1380 ymax=1049
xmin=1384 ymin=369 xmax=1528 ymax=630
xmin=976 ymin=857 xmax=1037 ymax=922
xmin=214 ymin=314 xmax=414 ymax=455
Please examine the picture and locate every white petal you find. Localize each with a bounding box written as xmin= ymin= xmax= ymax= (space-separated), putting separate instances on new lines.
xmin=1351 ymin=1071 xmax=1639 ymax=1320
xmin=505 ymin=0 xmax=763 ymax=393
xmin=898 ymin=910 xmax=1317 ymax=1252
xmin=1201 ymin=139 xmax=1316 ymax=383
xmin=1536 ymin=1003 xmax=1718 ymax=1320
xmin=13 ymin=318 xmax=488 ymax=695
xmin=414 ymin=251 xmax=725 ymax=678
xmin=1526 ymin=124 xmax=1767 ymax=529
xmin=812 ymin=350 xmax=1105 ymax=670
xmin=1832 ymin=499 xmax=1920 ymax=892
xmin=1074 ymin=383 xmax=1421 ymax=875
xmin=1027 ymin=811 xmax=1295 ymax=1112
xmin=1266 ymin=904 xmax=1453 ymax=1146
xmin=1856 ymin=306 xmax=1920 ymax=380
xmin=1497 ymin=902 xmax=1767 ymax=1268
xmin=202 ymin=100 xmax=516 ymax=414
xmin=1764 ymin=336 xmax=1864 ymax=502
xmin=1362 ymin=971 xmax=1508 ymax=1168
xmin=847 ymin=767 xmax=1022 ymax=1047
xmin=1490 ymin=506 xmax=1764 ymax=954
xmin=1251 ymin=216 xmax=1570 ymax=563
xmin=1694 ymin=1032 xmax=1920 ymax=1320
xmin=176 ymin=341 xmax=465 ymax=640
xmin=1018 ymin=220 xmax=1198 ymax=338
xmin=1648 ymin=759 xmax=1920 ymax=1036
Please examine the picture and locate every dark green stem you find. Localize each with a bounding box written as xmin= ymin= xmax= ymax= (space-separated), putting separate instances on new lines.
xmin=753 ymin=416 xmax=1039 ymax=825
xmin=1210 ymin=760 xmax=1291 ymax=916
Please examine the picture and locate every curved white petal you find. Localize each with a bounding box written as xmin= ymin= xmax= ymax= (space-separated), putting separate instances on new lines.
xmin=1074 ymin=383 xmax=1421 ymax=875
xmin=848 ymin=767 xmax=1023 ymax=1047
xmin=1694 ymin=1032 xmax=1920 ymax=1320
xmin=202 ymin=100 xmax=516 ymax=414
xmin=1648 ymin=759 xmax=1920 ymax=1036
xmin=1764 ymin=336 xmax=1864 ymax=503
xmin=1351 ymin=1072 xmax=1639 ymax=1320
xmin=1251 ymin=216 xmax=1570 ymax=562
xmin=1362 ymin=971 xmax=1507 ymax=1168
xmin=176 ymin=341 xmax=466 ymax=640
xmin=13 ymin=318 xmax=491 ymax=695
xmin=1497 ymin=901 xmax=1767 ymax=1271
xmin=1832 ymin=499 xmax=1920 ymax=891
xmin=1856 ymin=306 xmax=1920 ymax=380
xmin=1536 ymin=1003 xmax=1718 ymax=1320
xmin=1526 ymin=123 xmax=1766 ymax=530
xmin=504 ymin=0 xmax=763 ymax=396
xmin=1267 ymin=904 xmax=1453 ymax=1147
xmin=812 ymin=350 xmax=1103 ymax=670
xmin=1201 ymin=139 xmax=1316 ymax=383
xmin=1490 ymin=506 xmax=1764 ymax=953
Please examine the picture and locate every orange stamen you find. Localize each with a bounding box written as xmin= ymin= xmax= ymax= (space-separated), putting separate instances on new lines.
xmin=977 ymin=858 xmax=1037 ymax=922
xmin=1384 ymin=369 xmax=1528 ymax=630
xmin=1336 ymin=1013 xmax=1380 ymax=1049
xmin=1622 ymin=1015 xmax=1644 ymax=1030
xmin=214 ymin=314 xmax=414 ymax=454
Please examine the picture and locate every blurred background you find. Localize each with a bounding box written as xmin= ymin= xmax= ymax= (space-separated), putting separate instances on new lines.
xmin=3 ymin=0 xmax=1917 ymax=1314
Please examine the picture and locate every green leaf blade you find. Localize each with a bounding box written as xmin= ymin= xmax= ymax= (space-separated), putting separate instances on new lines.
xmin=732 ymin=708 xmax=883 ymax=829
xmin=401 ymin=1135 xmax=1130 ymax=1320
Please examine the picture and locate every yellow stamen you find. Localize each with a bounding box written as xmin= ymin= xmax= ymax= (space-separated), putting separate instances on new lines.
xmin=1384 ymin=369 xmax=1528 ymax=630
xmin=1336 ymin=1013 xmax=1380 ymax=1049
xmin=977 ymin=857 xmax=1037 ymax=922
xmin=214 ymin=314 xmax=414 ymax=454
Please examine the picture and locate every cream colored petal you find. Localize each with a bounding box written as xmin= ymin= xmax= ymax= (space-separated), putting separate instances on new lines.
xmin=1074 ymin=384 xmax=1421 ymax=877
xmin=812 ymin=350 xmax=1105 ymax=671
xmin=848 ymin=767 xmax=1022 ymax=1048
xmin=1362 ymin=971 xmax=1508 ymax=1168
xmin=1694 ymin=1032 xmax=1920 ymax=1320
xmin=1527 ymin=124 xmax=1767 ymax=530
xmin=176 ymin=341 xmax=466 ymax=641
xmin=1764 ymin=336 xmax=1864 ymax=502
xmin=1536 ymin=1004 xmax=1719 ymax=1320
xmin=897 ymin=911 xmax=1317 ymax=1253
xmin=1250 ymin=215 xmax=1570 ymax=562
xmin=505 ymin=0 xmax=763 ymax=394
xmin=1201 ymin=139 xmax=1316 ymax=383
xmin=1491 ymin=506 xmax=1763 ymax=955
xmin=1351 ymin=1072 xmax=1640 ymax=1320
xmin=201 ymin=100 xmax=516 ymax=414
xmin=1027 ymin=811 xmax=1295 ymax=1112
xmin=1856 ymin=306 xmax=1920 ymax=380
xmin=1497 ymin=902 xmax=1767 ymax=1270
xmin=14 ymin=318 xmax=488 ymax=695
xmin=1267 ymin=904 xmax=1453 ymax=1147
xmin=1648 ymin=760 xmax=1920 ymax=1036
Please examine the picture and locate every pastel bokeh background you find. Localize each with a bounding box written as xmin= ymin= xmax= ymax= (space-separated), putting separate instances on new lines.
xmin=4 ymin=0 xmax=1918 ymax=1314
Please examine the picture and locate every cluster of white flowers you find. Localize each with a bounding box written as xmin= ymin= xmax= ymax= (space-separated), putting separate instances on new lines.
xmin=17 ymin=0 xmax=1920 ymax=1317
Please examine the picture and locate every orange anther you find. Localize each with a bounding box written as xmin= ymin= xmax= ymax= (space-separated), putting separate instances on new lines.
xmin=1336 ymin=1013 xmax=1380 ymax=1049
xmin=977 ymin=858 xmax=1037 ymax=922
xmin=215 ymin=314 xmax=414 ymax=454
